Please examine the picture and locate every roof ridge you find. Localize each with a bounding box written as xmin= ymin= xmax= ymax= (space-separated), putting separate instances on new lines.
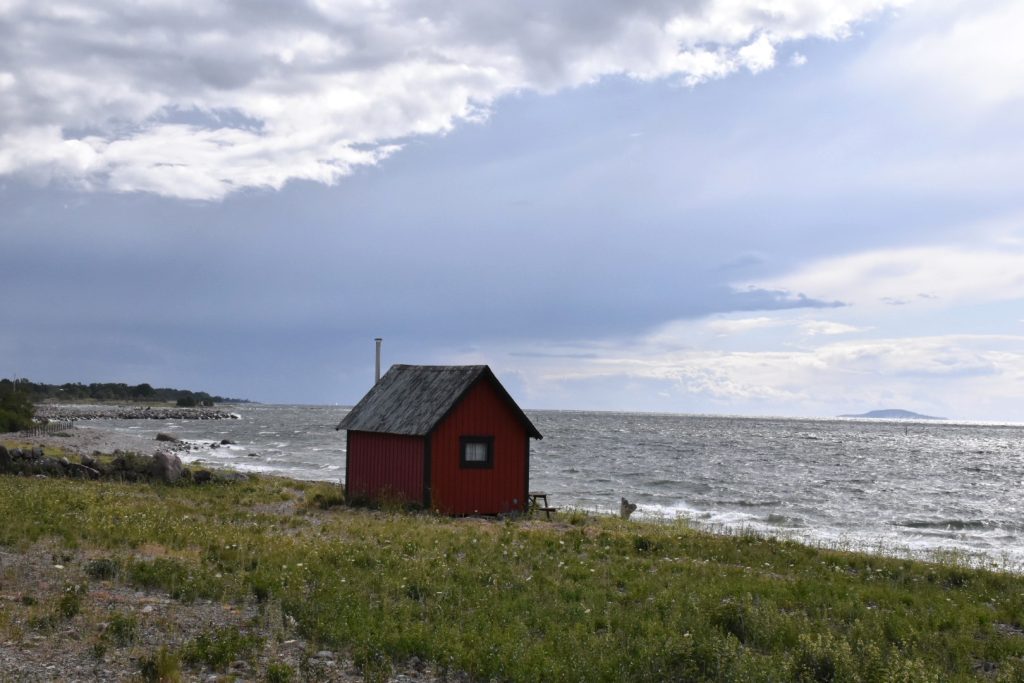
xmin=335 ymin=364 xmax=540 ymax=439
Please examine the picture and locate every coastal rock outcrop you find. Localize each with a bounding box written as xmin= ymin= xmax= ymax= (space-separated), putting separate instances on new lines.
xmin=0 ymin=446 xmax=99 ymax=479
xmin=0 ymin=446 xmax=234 ymax=486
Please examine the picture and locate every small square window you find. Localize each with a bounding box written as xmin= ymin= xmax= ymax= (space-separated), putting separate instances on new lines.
xmin=464 ymin=442 xmax=488 ymax=462
xmin=460 ymin=436 xmax=493 ymax=469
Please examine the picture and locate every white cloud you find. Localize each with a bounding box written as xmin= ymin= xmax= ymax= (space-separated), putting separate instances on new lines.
xmin=706 ymin=316 xmax=781 ymax=335
xmin=704 ymin=316 xmax=864 ymax=337
xmin=852 ymin=0 xmax=1024 ymax=113
xmin=738 ymin=34 xmax=777 ymax=73
xmin=747 ymin=235 xmax=1024 ymax=311
xmin=789 ymin=52 xmax=808 ymax=67
xmin=0 ymin=0 xmax=903 ymax=199
xmin=798 ymin=321 xmax=864 ymax=336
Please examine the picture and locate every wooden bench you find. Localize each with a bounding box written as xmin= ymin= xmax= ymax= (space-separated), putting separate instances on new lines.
xmin=528 ymin=491 xmax=558 ymax=520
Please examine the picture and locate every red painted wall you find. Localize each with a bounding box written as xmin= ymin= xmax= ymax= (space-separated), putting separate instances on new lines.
xmin=346 ymin=431 xmax=425 ymax=505
xmin=429 ymin=379 xmax=528 ymax=515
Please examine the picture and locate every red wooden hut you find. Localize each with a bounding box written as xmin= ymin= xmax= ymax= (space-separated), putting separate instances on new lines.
xmin=337 ymin=364 xmax=542 ymax=515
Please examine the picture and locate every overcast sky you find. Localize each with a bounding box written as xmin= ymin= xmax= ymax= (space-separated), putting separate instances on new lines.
xmin=2 ymin=0 xmax=1023 ymax=420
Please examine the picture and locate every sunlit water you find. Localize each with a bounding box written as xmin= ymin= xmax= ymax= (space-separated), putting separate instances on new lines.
xmin=87 ymin=405 xmax=1024 ymax=567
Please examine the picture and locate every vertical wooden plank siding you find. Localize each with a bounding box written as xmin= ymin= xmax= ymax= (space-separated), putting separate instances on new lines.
xmin=430 ymin=379 xmax=528 ymax=515
xmin=346 ymin=431 xmax=425 ymax=505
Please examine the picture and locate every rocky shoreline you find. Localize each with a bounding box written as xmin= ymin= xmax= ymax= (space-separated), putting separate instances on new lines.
xmin=34 ymin=404 xmax=239 ymax=422
xmin=0 ymin=443 xmax=246 ymax=486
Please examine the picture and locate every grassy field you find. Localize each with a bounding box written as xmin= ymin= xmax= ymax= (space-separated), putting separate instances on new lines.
xmin=1 ymin=454 xmax=1023 ymax=681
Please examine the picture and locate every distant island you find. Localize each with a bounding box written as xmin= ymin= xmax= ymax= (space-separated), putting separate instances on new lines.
xmin=839 ymin=409 xmax=945 ymax=420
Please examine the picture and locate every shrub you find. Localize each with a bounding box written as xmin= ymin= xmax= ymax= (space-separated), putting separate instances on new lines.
xmin=790 ymin=633 xmax=855 ymax=682
xmin=128 ymin=558 xmax=190 ymax=592
xmin=0 ymin=381 xmax=34 ymax=432
xmin=139 ymin=647 xmax=182 ymax=682
xmin=307 ymin=483 xmax=345 ymax=510
xmin=58 ymin=583 xmax=86 ymax=619
xmin=86 ymin=558 xmax=119 ymax=580
xmin=182 ymin=626 xmax=262 ymax=671
xmin=713 ymin=599 xmax=754 ymax=644
xmin=106 ymin=612 xmax=137 ymax=647
xmin=125 ymin=557 xmax=223 ymax=602
xmin=632 ymin=535 xmax=657 ymax=553
xmin=353 ymin=642 xmax=393 ymax=683
xmin=266 ymin=661 xmax=294 ymax=682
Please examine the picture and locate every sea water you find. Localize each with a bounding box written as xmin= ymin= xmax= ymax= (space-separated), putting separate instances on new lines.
xmin=85 ymin=405 xmax=1024 ymax=567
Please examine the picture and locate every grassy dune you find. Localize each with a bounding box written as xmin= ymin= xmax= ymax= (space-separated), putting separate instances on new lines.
xmin=1 ymin=460 xmax=1023 ymax=681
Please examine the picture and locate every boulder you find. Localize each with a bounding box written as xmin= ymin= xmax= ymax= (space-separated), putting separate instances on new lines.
xmin=193 ymin=470 xmax=213 ymax=484
xmin=155 ymin=433 xmax=179 ymax=442
xmin=0 ymin=445 xmax=10 ymax=471
xmin=38 ymin=457 xmax=63 ymax=475
xmin=220 ymin=439 xmax=235 ymax=445
xmin=66 ymin=462 xmax=100 ymax=479
xmin=150 ymin=451 xmax=183 ymax=483
xmin=80 ymin=453 xmax=96 ymax=469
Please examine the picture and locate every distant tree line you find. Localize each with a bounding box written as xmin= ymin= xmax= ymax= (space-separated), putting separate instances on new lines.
xmin=1 ymin=379 xmax=248 ymax=408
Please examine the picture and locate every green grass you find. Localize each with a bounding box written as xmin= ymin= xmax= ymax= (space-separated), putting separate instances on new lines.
xmin=0 ymin=470 xmax=1023 ymax=681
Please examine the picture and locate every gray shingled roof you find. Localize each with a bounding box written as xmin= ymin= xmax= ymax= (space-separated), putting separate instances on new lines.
xmin=336 ymin=364 xmax=541 ymax=439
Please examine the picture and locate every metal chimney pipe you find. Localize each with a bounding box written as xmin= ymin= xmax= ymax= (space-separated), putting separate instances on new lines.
xmin=374 ymin=338 xmax=382 ymax=384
